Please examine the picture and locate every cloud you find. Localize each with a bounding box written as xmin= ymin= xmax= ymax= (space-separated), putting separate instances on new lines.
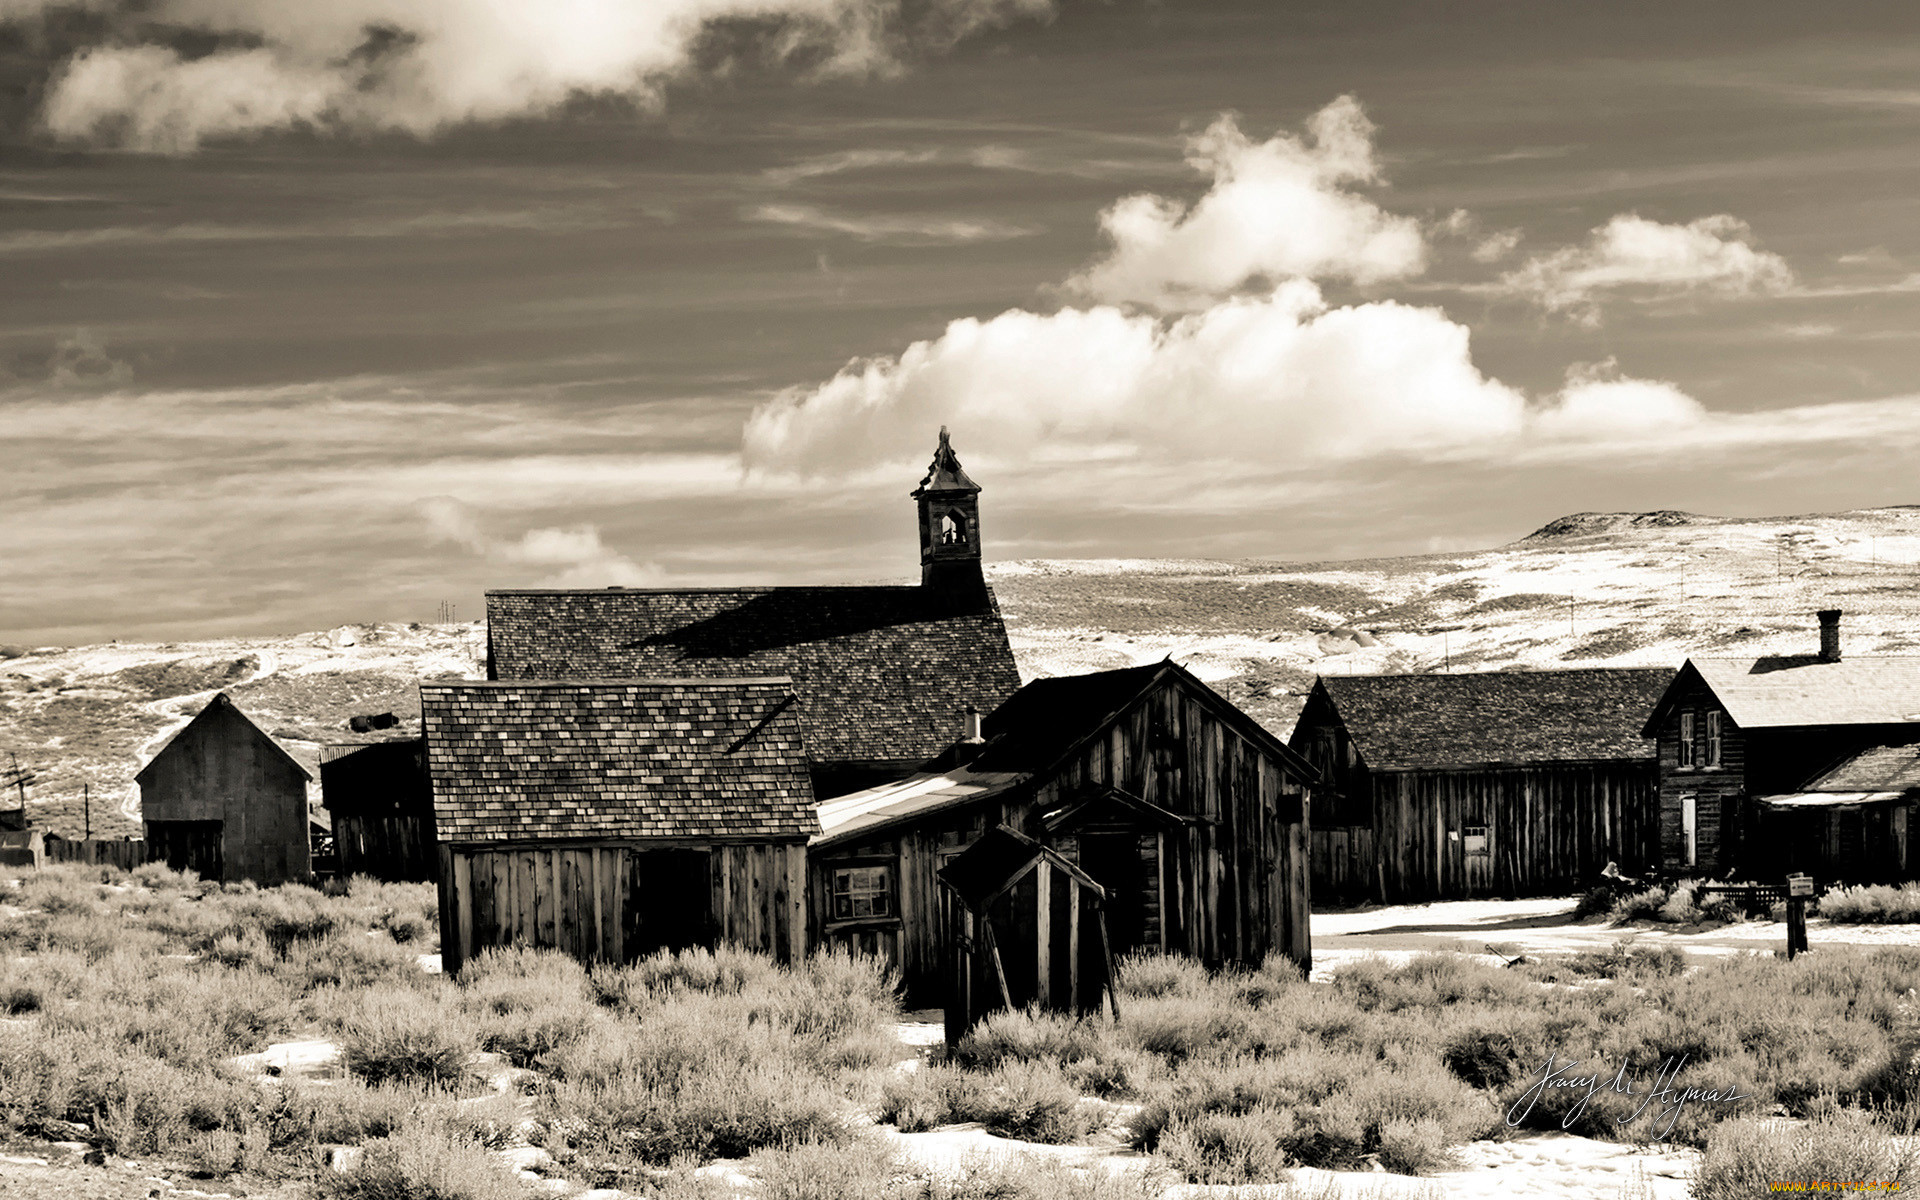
xmin=745 ymin=281 xmax=1537 ymax=474
xmin=421 ymin=496 xmax=662 ymax=586
xmin=1531 ymin=360 xmax=1705 ymax=441
xmin=1067 ymin=96 xmax=1427 ymax=309
xmin=11 ymin=0 xmax=1055 ymax=153
xmin=1500 ymin=213 xmax=1793 ymax=320
xmin=747 ymin=203 xmax=1037 ymax=243
xmin=1471 ymin=230 xmax=1522 ymax=263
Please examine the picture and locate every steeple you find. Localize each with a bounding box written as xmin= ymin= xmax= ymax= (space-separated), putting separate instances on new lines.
xmin=912 ymin=426 xmax=985 ymax=596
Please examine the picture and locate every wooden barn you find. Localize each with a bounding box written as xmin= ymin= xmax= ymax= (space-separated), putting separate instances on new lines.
xmin=423 ymin=677 xmax=818 ymax=973
xmin=812 ymin=660 xmax=1316 ymax=1003
xmin=482 ymin=429 xmax=1022 ymax=800
xmin=136 ymin=692 xmax=314 ymax=885
xmin=1645 ymin=610 xmax=1920 ymax=884
xmin=938 ymin=825 xmax=1117 ymax=1048
xmin=1290 ymin=667 xmax=1674 ymax=904
xmin=320 ymin=738 xmax=436 ymax=882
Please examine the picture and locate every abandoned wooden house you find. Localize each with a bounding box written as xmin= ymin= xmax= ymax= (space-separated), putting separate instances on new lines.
xmin=481 ymin=428 xmax=1022 ymax=800
xmin=812 ymin=659 xmax=1316 ymax=1003
xmin=422 ymin=677 xmax=817 ymax=973
xmin=1644 ymin=609 xmax=1920 ymax=884
xmin=1290 ymin=667 xmax=1675 ymax=903
xmin=937 ymin=825 xmax=1117 ymax=1048
xmin=135 ymin=692 xmax=314 ymax=885
xmin=319 ymin=737 xmax=436 ymax=882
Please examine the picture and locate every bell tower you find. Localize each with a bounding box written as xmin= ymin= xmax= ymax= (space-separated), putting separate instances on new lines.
xmin=912 ymin=426 xmax=985 ymax=597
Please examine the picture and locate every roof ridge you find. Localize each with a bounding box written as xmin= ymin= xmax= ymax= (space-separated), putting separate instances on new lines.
xmin=422 ymin=676 xmax=795 ymax=689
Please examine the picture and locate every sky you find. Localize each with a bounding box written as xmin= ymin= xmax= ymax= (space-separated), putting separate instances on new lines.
xmin=7 ymin=1 xmax=1920 ymax=644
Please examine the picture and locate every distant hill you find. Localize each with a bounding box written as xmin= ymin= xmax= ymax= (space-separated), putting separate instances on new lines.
xmin=7 ymin=506 xmax=1920 ymax=837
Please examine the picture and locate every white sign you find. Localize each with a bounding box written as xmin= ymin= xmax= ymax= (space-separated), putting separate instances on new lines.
xmin=1788 ymin=874 xmax=1814 ymax=898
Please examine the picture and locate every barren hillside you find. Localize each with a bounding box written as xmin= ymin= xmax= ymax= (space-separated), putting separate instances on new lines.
xmin=6 ymin=505 xmax=1920 ymax=837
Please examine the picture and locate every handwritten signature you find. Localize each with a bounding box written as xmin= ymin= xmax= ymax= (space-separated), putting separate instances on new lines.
xmin=1506 ymin=1052 xmax=1751 ymax=1141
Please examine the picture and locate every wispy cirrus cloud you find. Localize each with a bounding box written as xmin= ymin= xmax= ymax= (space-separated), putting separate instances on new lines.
xmin=746 ymin=203 xmax=1037 ymax=244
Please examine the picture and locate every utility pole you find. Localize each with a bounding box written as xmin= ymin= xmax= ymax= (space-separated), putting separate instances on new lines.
xmin=83 ymin=783 xmax=90 ymax=840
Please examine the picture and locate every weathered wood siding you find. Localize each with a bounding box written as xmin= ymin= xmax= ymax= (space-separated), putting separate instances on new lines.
xmin=1310 ymin=827 xmax=1375 ymax=903
xmin=140 ymin=703 xmax=309 ymax=886
xmin=440 ymin=839 xmax=807 ymax=974
xmin=1372 ymin=763 xmax=1658 ymax=902
xmin=335 ymin=814 xmax=436 ymax=883
xmin=44 ymin=836 xmax=144 ymax=871
xmin=813 ymin=671 xmax=1312 ymax=1003
xmin=321 ymin=740 xmax=436 ymax=882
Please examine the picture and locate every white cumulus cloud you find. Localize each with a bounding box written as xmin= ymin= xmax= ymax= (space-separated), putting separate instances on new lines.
xmin=1067 ymin=96 xmax=1427 ymax=309
xmin=14 ymin=0 xmax=1054 ymax=153
xmin=1501 ymin=213 xmax=1794 ymax=320
xmin=744 ymin=281 xmax=1537 ymax=474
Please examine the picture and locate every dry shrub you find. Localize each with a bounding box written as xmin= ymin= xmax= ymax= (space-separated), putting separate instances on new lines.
xmin=318 ymin=1111 xmax=531 ymax=1200
xmin=335 ymin=985 xmax=478 ymax=1089
xmin=748 ymin=1135 xmax=913 ymax=1200
xmin=1820 ymin=883 xmax=1920 ymax=925
xmin=1691 ymin=1110 xmax=1920 ymax=1200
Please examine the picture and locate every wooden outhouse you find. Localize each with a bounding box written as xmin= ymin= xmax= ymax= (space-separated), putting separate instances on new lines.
xmin=482 ymin=429 xmax=1022 ymax=801
xmin=320 ymin=738 xmax=436 ymax=882
xmin=422 ymin=677 xmax=818 ymax=973
xmin=1645 ymin=610 xmax=1920 ymax=883
xmin=812 ymin=660 xmax=1316 ymax=1003
xmin=939 ymin=825 xmax=1117 ymax=1048
xmin=135 ymin=692 xmax=314 ymax=885
xmin=1291 ymin=667 xmax=1674 ymax=904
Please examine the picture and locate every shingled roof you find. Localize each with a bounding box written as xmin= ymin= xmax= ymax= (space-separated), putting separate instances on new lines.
xmin=1315 ymin=667 xmax=1676 ymax=772
xmin=485 ymin=586 xmax=1022 ymax=769
xmin=421 ymin=678 xmax=818 ymax=844
xmin=1805 ymin=742 xmax=1920 ymax=793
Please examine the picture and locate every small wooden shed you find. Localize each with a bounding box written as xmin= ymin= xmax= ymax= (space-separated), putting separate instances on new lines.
xmin=320 ymin=737 xmax=436 ymax=882
xmin=0 ymin=830 xmax=45 ymax=869
xmin=938 ymin=825 xmax=1116 ymax=1048
xmin=136 ymin=692 xmax=313 ymax=885
xmin=422 ymin=677 xmax=819 ymax=974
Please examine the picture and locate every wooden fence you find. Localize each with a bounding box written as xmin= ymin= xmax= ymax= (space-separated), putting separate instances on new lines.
xmin=44 ymin=836 xmax=146 ymax=871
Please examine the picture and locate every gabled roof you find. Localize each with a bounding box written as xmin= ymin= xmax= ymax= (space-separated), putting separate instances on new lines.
xmin=135 ymin=692 xmax=311 ymax=784
xmin=813 ymin=660 xmax=1315 ymax=848
xmin=937 ymin=825 xmax=1101 ymax=910
xmin=1804 ymin=742 xmax=1920 ymax=793
xmin=486 ymin=585 xmax=1021 ymax=769
xmin=1659 ymin=657 xmax=1920 ymax=730
xmin=1312 ymin=667 xmax=1676 ymax=772
xmin=421 ymin=678 xmax=818 ymax=844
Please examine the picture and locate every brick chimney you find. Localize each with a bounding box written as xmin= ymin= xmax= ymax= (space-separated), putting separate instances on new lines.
xmin=1818 ymin=608 xmax=1843 ymax=663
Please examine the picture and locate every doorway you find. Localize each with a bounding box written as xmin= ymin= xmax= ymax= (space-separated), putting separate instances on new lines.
xmin=146 ymin=819 xmax=223 ymax=881
xmin=1077 ymin=833 xmax=1153 ymax=956
xmin=625 ymin=848 xmax=714 ymax=959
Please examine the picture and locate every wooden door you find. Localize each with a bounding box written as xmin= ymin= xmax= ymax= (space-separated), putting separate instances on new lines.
xmin=1462 ymin=824 xmax=1492 ymax=896
xmin=146 ymin=819 xmax=223 ymax=881
xmin=624 ymin=848 xmax=714 ymax=960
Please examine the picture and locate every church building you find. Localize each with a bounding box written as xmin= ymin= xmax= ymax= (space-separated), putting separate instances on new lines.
xmin=479 ymin=428 xmax=1024 ymax=799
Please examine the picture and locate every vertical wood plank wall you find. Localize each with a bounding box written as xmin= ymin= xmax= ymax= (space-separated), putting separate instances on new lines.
xmin=1370 ymin=763 xmax=1659 ymax=902
xmin=439 ymin=839 xmax=807 ymax=973
xmin=335 ymin=814 xmax=436 ymax=883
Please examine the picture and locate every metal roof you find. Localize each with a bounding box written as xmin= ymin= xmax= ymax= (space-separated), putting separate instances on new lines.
xmin=813 ymin=766 xmax=1027 ymax=848
xmin=1686 ymin=656 xmax=1920 ymax=729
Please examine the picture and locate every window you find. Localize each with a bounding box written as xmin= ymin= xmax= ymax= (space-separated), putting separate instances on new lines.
xmin=1704 ymin=711 xmax=1723 ymax=768
xmin=1678 ymin=711 xmax=1696 ymax=768
xmin=831 ymin=865 xmax=894 ymax=921
xmin=1681 ymin=794 xmax=1698 ymax=868
xmin=1462 ymin=825 xmax=1490 ymax=857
